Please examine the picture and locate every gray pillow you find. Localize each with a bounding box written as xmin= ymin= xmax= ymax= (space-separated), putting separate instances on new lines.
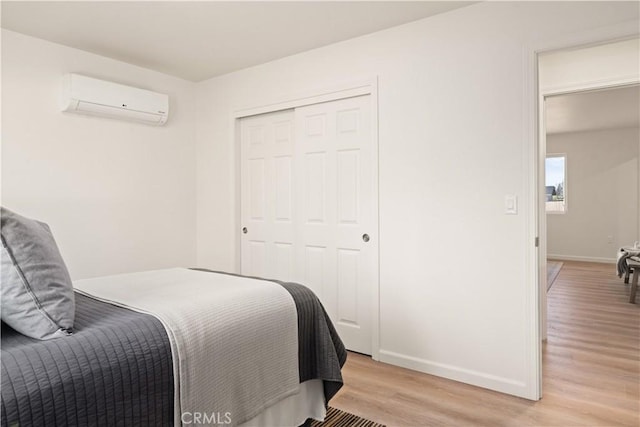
xmin=1 ymin=207 xmax=75 ymax=339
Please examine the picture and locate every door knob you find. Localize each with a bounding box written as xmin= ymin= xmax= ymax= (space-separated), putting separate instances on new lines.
xmin=362 ymin=233 xmax=370 ymax=242
xmin=242 ymin=227 xmax=248 ymax=234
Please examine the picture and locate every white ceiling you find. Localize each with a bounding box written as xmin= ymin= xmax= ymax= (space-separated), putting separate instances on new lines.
xmin=545 ymin=85 xmax=640 ymax=135
xmin=1 ymin=1 xmax=474 ymax=82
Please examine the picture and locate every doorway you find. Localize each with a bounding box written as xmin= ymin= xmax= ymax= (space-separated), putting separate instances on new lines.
xmin=536 ymin=38 xmax=640 ymax=398
xmin=544 ymin=85 xmax=639 ymax=264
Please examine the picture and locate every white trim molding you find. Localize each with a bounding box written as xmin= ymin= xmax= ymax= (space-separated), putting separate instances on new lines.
xmin=232 ymin=78 xmax=377 ymax=119
xmin=379 ymin=350 xmax=530 ymax=399
xmin=547 ymin=254 xmax=617 ymax=264
xmin=540 ymin=73 xmax=639 ymax=97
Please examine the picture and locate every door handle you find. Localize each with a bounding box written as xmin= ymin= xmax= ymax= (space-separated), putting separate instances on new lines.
xmin=242 ymin=227 xmax=248 ymax=234
xmin=362 ymin=233 xmax=370 ymax=242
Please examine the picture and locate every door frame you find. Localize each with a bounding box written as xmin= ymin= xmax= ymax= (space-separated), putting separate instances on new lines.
xmin=539 ymin=82 xmax=639 ymax=343
xmin=525 ymin=21 xmax=639 ymax=399
xmin=232 ymin=77 xmax=381 ymax=360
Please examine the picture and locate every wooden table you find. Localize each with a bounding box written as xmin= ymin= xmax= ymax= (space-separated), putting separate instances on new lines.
xmin=628 ymin=259 xmax=640 ymax=304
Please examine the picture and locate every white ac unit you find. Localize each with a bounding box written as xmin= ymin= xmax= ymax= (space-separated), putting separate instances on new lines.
xmin=61 ymin=73 xmax=169 ymax=125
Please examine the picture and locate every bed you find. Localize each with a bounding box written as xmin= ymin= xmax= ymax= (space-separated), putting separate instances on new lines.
xmin=1 ymin=268 xmax=347 ymax=427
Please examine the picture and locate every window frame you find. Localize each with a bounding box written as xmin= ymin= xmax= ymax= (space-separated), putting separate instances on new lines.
xmin=545 ymin=153 xmax=567 ymax=215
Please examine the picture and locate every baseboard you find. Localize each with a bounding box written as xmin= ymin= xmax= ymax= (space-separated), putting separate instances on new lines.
xmin=547 ymin=254 xmax=616 ymax=264
xmin=378 ymin=349 xmax=533 ymax=400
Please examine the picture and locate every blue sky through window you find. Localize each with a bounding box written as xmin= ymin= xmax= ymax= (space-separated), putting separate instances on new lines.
xmin=546 ymin=156 xmax=565 ymax=188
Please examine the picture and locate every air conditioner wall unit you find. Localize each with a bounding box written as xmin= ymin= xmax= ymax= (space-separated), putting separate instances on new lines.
xmin=61 ymin=74 xmax=169 ymax=125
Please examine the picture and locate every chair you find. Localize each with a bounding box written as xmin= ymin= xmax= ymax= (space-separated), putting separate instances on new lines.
xmin=628 ymin=259 xmax=640 ymax=304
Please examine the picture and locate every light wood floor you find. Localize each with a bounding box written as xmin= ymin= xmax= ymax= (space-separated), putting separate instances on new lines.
xmin=330 ymin=261 xmax=639 ymax=426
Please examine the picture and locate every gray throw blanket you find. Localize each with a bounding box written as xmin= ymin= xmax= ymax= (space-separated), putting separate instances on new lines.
xmin=74 ymin=268 xmax=301 ymax=427
xmin=1 ymin=293 xmax=174 ymax=426
xmin=191 ymin=269 xmax=347 ymax=403
xmin=617 ymin=248 xmax=640 ymax=277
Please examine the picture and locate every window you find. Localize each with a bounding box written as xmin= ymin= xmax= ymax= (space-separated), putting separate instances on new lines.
xmin=546 ymin=154 xmax=566 ymax=213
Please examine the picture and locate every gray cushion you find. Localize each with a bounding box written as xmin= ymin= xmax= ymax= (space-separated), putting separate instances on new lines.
xmin=1 ymin=207 xmax=75 ymax=339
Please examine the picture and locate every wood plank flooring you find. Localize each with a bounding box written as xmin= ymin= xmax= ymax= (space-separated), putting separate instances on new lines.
xmin=330 ymin=261 xmax=639 ymax=426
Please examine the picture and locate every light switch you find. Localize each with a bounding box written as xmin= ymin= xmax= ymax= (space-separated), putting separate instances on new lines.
xmin=505 ymin=195 xmax=517 ymax=215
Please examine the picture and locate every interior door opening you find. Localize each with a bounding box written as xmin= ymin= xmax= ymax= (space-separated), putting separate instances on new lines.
xmin=536 ymin=38 xmax=640 ymax=399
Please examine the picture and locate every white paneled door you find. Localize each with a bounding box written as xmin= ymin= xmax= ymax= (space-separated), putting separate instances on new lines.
xmin=240 ymin=109 xmax=296 ymax=281
xmin=293 ymin=95 xmax=374 ymax=355
xmin=240 ymin=95 xmax=376 ymax=355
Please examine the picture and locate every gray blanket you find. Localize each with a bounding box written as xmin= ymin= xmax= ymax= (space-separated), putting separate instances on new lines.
xmin=617 ymin=248 xmax=640 ymax=277
xmin=1 ymin=272 xmax=346 ymax=426
xmin=1 ymin=293 xmax=174 ymax=426
xmin=191 ymin=269 xmax=347 ymax=403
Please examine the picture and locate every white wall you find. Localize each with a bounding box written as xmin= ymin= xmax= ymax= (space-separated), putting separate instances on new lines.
xmin=194 ymin=1 xmax=639 ymax=398
xmin=547 ymin=128 xmax=639 ymax=262
xmin=1 ymin=29 xmax=197 ymax=280
xmin=539 ymin=38 xmax=640 ymax=94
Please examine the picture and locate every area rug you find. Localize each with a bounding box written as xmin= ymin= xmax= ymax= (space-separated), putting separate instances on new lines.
xmin=547 ymin=261 xmax=563 ymax=291
xmin=309 ymin=407 xmax=386 ymax=427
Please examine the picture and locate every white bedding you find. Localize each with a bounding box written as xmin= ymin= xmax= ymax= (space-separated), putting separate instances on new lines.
xmin=240 ymin=379 xmax=326 ymax=427
xmin=74 ymin=268 xmax=300 ymax=426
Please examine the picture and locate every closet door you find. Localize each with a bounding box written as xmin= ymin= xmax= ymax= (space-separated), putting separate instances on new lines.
xmin=294 ymin=95 xmax=374 ymax=355
xmin=240 ymin=96 xmax=376 ymax=355
xmin=240 ymin=110 xmax=296 ymax=281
